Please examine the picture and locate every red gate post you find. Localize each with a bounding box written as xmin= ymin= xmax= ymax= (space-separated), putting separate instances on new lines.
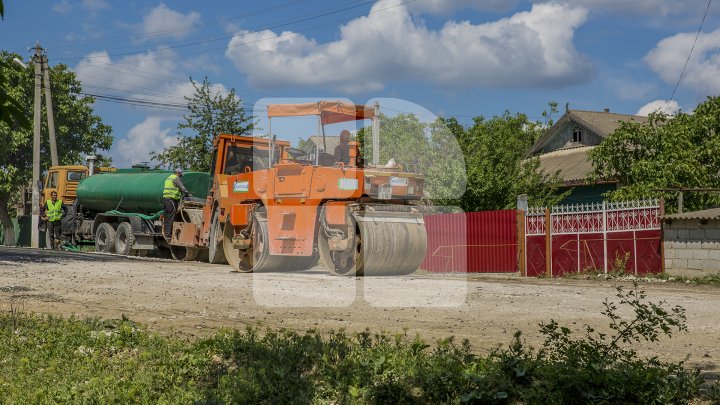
xmin=545 ymin=207 xmax=552 ymax=277
xmin=517 ymin=210 xmax=526 ymax=276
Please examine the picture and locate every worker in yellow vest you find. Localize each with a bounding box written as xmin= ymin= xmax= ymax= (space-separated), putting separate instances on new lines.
xmin=162 ymin=168 xmax=191 ymax=240
xmin=41 ymin=191 xmax=66 ymax=249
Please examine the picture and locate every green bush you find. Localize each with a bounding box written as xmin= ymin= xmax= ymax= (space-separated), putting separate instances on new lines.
xmin=0 ymin=284 xmax=705 ymax=403
xmin=462 ymin=283 xmax=701 ymax=404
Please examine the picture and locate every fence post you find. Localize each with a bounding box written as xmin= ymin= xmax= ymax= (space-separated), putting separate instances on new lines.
xmin=517 ymin=210 xmax=526 ymax=276
xmin=517 ymin=195 xmax=528 ymax=277
xmin=545 ymin=207 xmax=552 ymax=277
xmin=603 ymin=200 xmax=608 ymax=274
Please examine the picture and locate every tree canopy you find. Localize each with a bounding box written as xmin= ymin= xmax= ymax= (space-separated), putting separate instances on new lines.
xmin=356 ymin=113 xmax=466 ymax=206
xmin=591 ymin=96 xmax=720 ymax=213
xmin=0 ymin=50 xmax=113 ymax=245
xmin=357 ymin=111 xmax=565 ymax=212
xmin=152 ymin=77 xmax=254 ymax=172
xmin=452 ymin=112 xmax=566 ymax=211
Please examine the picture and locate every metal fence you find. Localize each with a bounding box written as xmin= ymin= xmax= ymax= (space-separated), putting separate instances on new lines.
xmin=421 ymin=200 xmax=663 ymax=276
xmin=523 ymin=200 xmax=663 ymax=277
xmin=421 ymin=210 xmax=518 ymax=273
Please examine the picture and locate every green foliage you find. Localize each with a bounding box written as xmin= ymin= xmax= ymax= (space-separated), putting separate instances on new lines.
xmin=0 ymin=50 xmax=113 ymax=245
xmin=456 ymin=112 xmax=566 ymax=211
xmin=0 ymin=284 xmax=705 ymax=403
xmin=591 ymin=96 xmax=720 ymax=213
xmin=357 ymin=111 xmax=565 ymax=212
xmin=357 ymin=113 xmax=466 ymax=204
xmin=151 ymin=77 xmax=253 ymax=172
xmin=0 ymin=61 xmax=28 ymax=131
xmin=463 ymin=282 xmax=701 ymax=404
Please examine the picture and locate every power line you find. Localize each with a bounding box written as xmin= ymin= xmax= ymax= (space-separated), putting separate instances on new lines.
xmin=47 ymin=0 xmax=319 ymax=50
xmin=57 ymin=0 xmax=416 ymax=104
xmin=56 ymin=0 xmax=381 ymax=62
xmin=665 ymin=0 xmax=713 ymax=108
xmin=77 ymin=65 xmax=271 ymax=101
xmin=62 ymin=0 xmax=412 ymax=71
xmin=78 ymin=92 xmax=189 ymax=111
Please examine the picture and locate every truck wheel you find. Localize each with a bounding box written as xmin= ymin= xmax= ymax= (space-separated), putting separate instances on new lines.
xmin=115 ymin=222 xmax=136 ymax=256
xmin=208 ymin=210 xmax=227 ymax=264
xmin=224 ymin=215 xmax=315 ymax=272
xmin=95 ymin=223 xmax=116 ymax=254
xmin=170 ymin=246 xmax=200 ymax=261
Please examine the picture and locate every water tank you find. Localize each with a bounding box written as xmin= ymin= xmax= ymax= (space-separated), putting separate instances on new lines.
xmin=77 ymin=169 xmax=210 ymax=214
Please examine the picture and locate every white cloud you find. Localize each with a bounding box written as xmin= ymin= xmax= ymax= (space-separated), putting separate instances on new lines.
xmin=538 ymin=0 xmax=709 ymax=16
xmin=645 ymin=28 xmax=720 ymax=96
xmin=115 ymin=117 xmax=178 ymax=166
xmin=76 ymin=49 xmax=180 ymax=93
xmin=53 ymin=0 xmax=73 ymax=14
xmin=82 ymin=0 xmax=110 ymax=11
xmin=225 ymin=1 xmax=594 ymax=92
xmin=636 ymin=99 xmax=680 ymax=116
xmin=140 ymin=3 xmax=201 ymax=40
xmin=408 ymin=0 xmax=516 ymax=14
xmin=74 ymin=49 xmax=230 ymax=110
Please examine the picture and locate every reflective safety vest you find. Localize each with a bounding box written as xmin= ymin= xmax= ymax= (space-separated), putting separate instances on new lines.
xmin=163 ymin=174 xmax=181 ymax=200
xmin=46 ymin=199 xmax=63 ymax=221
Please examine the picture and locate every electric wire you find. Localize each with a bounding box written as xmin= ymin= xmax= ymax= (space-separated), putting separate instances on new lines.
xmin=665 ymin=0 xmax=713 ymax=109
xmin=47 ymin=0 xmax=316 ymax=49
xmin=56 ymin=0 xmax=379 ymax=62
xmin=56 ymin=0 xmax=416 ymax=64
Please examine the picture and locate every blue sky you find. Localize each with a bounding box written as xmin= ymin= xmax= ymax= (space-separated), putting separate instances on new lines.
xmin=1 ymin=0 xmax=719 ymax=167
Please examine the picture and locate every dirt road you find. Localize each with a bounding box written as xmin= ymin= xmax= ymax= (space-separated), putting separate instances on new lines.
xmin=1 ymin=247 xmax=718 ymax=374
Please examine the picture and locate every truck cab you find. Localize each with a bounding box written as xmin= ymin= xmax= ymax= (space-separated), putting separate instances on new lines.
xmin=42 ymin=165 xmax=88 ymax=205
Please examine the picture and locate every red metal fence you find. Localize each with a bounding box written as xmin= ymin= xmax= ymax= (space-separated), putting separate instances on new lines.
xmin=421 ymin=200 xmax=664 ymax=276
xmin=524 ymin=200 xmax=663 ymax=277
xmin=422 ymin=210 xmax=518 ymax=273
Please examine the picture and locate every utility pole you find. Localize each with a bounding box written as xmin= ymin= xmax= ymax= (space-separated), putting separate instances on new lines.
xmin=42 ymin=53 xmax=58 ymax=166
xmin=31 ymin=43 xmax=42 ymax=248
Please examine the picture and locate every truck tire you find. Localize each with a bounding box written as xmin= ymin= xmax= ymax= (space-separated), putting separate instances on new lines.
xmin=95 ymin=223 xmax=116 ymax=254
xmin=115 ymin=222 xmax=136 ymax=256
xmin=170 ymin=245 xmax=200 ymax=261
xmin=208 ymin=210 xmax=227 ymax=264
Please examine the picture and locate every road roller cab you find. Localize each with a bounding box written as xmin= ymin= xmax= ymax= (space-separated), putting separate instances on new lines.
xmin=212 ymin=101 xmax=428 ymax=276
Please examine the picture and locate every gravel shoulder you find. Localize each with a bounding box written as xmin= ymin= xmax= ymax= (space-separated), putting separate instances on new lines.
xmin=1 ymin=247 xmax=719 ymax=375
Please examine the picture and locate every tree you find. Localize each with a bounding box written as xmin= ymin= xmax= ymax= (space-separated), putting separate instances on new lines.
xmin=0 ymin=2 xmax=29 ymax=132
xmin=591 ymin=96 xmax=720 ymax=213
xmin=356 ymin=113 xmax=467 ymax=206
xmin=152 ymin=77 xmax=254 ymax=172
xmin=456 ymin=112 xmax=566 ymax=212
xmin=0 ymin=51 xmax=113 ymax=245
xmin=356 ymin=111 xmax=565 ymax=212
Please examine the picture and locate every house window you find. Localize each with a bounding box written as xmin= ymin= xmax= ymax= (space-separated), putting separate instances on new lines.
xmin=572 ymin=126 xmax=583 ymax=143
